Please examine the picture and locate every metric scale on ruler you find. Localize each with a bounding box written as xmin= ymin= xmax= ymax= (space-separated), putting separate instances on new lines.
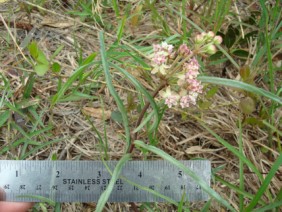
xmin=0 ymin=160 xmax=211 ymax=202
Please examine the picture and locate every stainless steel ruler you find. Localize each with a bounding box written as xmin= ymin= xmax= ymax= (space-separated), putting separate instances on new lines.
xmin=0 ymin=160 xmax=210 ymax=202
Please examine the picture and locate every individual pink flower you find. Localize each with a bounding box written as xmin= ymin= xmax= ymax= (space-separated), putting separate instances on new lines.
xmin=152 ymin=52 xmax=167 ymax=65
xmin=180 ymin=95 xmax=190 ymax=108
xmin=187 ymin=79 xmax=203 ymax=93
xmin=178 ymin=44 xmax=192 ymax=56
xmin=184 ymin=57 xmax=200 ymax=72
xmin=188 ymin=91 xmax=199 ymax=105
xmin=159 ymin=86 xmax=179 ymax=108
xmin=161 ymin=42 xmax=174 ymax=54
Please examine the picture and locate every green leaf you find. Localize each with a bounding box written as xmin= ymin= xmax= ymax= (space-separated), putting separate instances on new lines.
xmin=224 ymin=27 xmax=238 ymax=48
xmin=28 ymin=41 xmax=39 ymax=59
xmin=37 ymin=51 xmax=49 ymax=65
xmin=198 ymin=76 xmax=282 ymax=105
xmin=52 ymin=62 xmax=61 ymax=73
xmin=205 ymin=86 xmax=218 ymax=99
xmin=134 ymin=140 xmax=236 ymax=212
xmin=51 ymin=62 xmax=94 ymax=107
xmin=99 ymin=31 xmax=131 ymax=151
xmin=246 ymin=153 xmax=282 ymax=211
xmin=34 ymin=64 xmax=49 ymax=76
xmin=253 ymin=201 xmax=282 ymax=212
xmin=111 ymin=110 xmax=123 ymax=124
xmin=16 ymin=195 xmax=55 ymax=206
xmin=51 ymin=44 xmax=65 ymax=61
xmin=23 ymin=73 xmax=35 ymax=98
xmin=199 ymin=123 xmax=263 ymax=181
xmin=239 ymin=66 xmax=251 ymax=81
xmin=0 ymin=111 xmax=10 ymax=127
xmin=109 ymin=62 xmax=160 ymax=134
xmin=96 ymin=154 xmax=131 ymax=212
xmin=82 ymin=52 xmax=97 ymax=66
xmin=232 ymin=49 xmax=249 ymax=58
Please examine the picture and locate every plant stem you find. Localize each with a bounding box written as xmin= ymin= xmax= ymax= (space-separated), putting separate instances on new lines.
xmin=128 ymin=81 xmax=168 ymax=153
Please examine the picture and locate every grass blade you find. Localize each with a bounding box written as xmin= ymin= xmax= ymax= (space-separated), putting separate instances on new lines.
xmin=253 ymin=201 xmax=282 ymax=212
xmin=134 ymin=140 xmax=236 ymax=212
xmin=246 ymin=153 xmax=282 ymax=211
xmin=200 ymin=122 xmax=263 ymax=181
xmin=109 ymin=62 xmax=160 ymax=133
xmin=51 ymin=61 xmax=95 ymax=108
xmin=238 ymin=119 xmax=244 ymax=211
xmin=99 ymin=31 xmax=131 ymax=151
xmin=198 ymin=76 xmax=282 ymax=105
xmin=0 ymin=110 xmax=10 ymax=127
xmin=96 ymin=154 xmax=131 ymax=212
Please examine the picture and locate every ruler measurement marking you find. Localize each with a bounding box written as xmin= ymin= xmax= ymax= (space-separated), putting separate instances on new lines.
xmin=0 ymin=160 xmax=210 ymax=202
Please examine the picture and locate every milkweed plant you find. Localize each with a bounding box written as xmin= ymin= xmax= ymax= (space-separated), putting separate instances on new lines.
xmin=150 ymin=31 xmax=222 ymax=108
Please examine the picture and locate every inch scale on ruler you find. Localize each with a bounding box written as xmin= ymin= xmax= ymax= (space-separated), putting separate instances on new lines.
xmin=0 ymin=160 xmax=210 ymax=202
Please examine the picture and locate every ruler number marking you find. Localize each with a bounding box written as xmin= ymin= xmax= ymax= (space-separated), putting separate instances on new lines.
xmin=56 ymin=171 xmax=60 ymax=178
xmin=138 ymin=171 xmax=142 ymax=178
xmin=178 ymin=171 xmax=183 ymax=178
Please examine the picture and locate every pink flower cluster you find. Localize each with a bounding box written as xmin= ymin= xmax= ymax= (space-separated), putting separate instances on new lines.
xmin=150 ymin=32 xmax=222 ymax=109
xmin=159 ymin=51 xmax=203 ymax=108
xmin=151 ymin=42 xmax=174 ymax=75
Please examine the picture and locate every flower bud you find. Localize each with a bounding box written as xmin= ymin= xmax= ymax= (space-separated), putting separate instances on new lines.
xmin=207 ymin=31 xmax=215 ymax=39
xmin=206 ymin=44 xmax=217 ymax=55
xmin=213 ymin=35 xmax=223 ymax=45
xmin=195 ymin=34 xmax=204 ymax=44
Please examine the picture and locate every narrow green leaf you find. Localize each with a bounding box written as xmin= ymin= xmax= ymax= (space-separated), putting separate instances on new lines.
xmin=109 ymin=62 xmax=160 ymax=134
xmin=20 ymin=138 xmax=63 ymax=159
xmin=133 ymin=110 xmax=154 ymax=133
xmin=215 ymin=175 xmax=266 ymax=205
xmin=23 ymin=73 xmax=35 ymax=98
xmin=200 ymin=122 xmax=263 ymax=181
xmin=134 ymin=140 xmax=236 ymax=212
xmin=51 ymin=61 xmax=94 ymax=107
xmin=16 ymin=195 xmax=55 ymax=206
xmin=0 ymin=125 xmax=53 ymax=155
xmin=116 ymin=16 xmax=126 ymax=43
xmin=0 ymin=111 xmax=10 ymax=127
xmin=111 ymin=0 xmax=120 ymax=17
xmin=99 ymin=31 xmax=131 ymax=150
xmin=50 ymin=44 xmax=64 ymax=61
xmin=82 ymin=52 xmax=97 ymax=66
xmin=246 ymin=153 xmax=282 ymax=211
xmin=238 ymin=119 xmax=244 ymax=211
xmin=96 ymin=154 xmax=131 ymax=212
xmin=198 ymin=76 xmax=282 ymax=105
xmin=201 ymin=199 xmax=212 ymax=212
xmin=253 ymin=201 xmax=282 ymax=212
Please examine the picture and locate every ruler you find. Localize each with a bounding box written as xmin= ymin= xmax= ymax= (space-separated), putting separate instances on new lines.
xmin=0 ymin=160 xmax=210 ymax=202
